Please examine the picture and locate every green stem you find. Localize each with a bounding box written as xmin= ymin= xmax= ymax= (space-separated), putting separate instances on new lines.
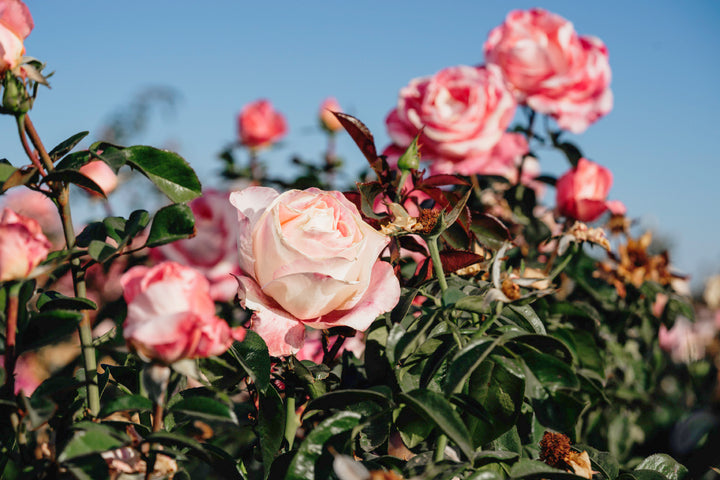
xmin=427 ymin=235 xmax=448 ymax=293
xmin=284 ymin=390 xmax=299 ymax=449
xmin=23 ymin=115 xmax=100 ymax=416
xmin=434 ymin=434 xmax=448 ymax=463
xmin=3 ymin=283 xmax=20 ymax=396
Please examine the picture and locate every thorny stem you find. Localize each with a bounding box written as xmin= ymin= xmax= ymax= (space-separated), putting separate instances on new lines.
xmin=427 ymin=235 xmax=448 ymax=293
xmin=4 ymin=284 xmax=20 ymax=396
xmin=21 ymin=115 xmax=100 ymax=416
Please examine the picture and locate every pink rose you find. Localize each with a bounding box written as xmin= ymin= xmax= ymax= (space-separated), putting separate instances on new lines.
xmin=237 ymin=99 xmax=287 ymax=149
xmin=121 ymin=262 xmax=246 ymax=364
xmin=151 ymin=190 xmax=242 ymax=302
xmin=484 ymin=8 xmax=612 ymax=133
xmin=79 ymin=161 xmax=118 ymax=196
xmin=0 ymin=208 xmax=51 ymax=282
xmin=319 ymin=97 xmax=343 ymax=133
xmin=2 ymin=188 xmax=62 ymax=245
xmin=0 ymin=0 xmax=33 ymax=73
xmin=555 ymin=158 xmax=615 ymax=222
xmin=0 ymin=353 xmax=42 ymax=395
xmin=385 ymin=65 xmax=516 ymax=174
xmin=229 ymin=187 xmax=400 ymax=356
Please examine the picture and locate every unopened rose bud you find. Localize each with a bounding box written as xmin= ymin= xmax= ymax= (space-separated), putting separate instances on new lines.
xmin=319 ymin=97 xmax=343 ymax=133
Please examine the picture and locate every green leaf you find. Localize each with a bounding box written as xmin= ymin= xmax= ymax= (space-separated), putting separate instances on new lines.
xmin=520 ymin=349 xmax=579 ymax=392
xmin=509 ymin=459 xmax=582 ymax=479
xmin=305 ymin=388 xmax=392 ymax=413
xmin=48 ymin=131 xmax=89 ymax=161
xmin=64 ymin=454 xmax=110 ymax=480
xmin=505 ymin=304 xmax=546 ymax=334
xmin=399 ymin=389 xmax=474 ymax=460
xmin=445 ymin=338 xmax=497 ymax=394
xmin=357 ymin=182 xmax=385 ymax=220
xmin=285 ymin=411 xmax=361 ymax=480
xmin=98 ymin=394 xmax=153 ymax=417
xmin=58 ymin=424 xmax=126 ymax=461
xmin=471 ymin=214 xmax=512 ymax=250
xmin=466 ymin=357 xmax=525 ymax=447
xmin=88 ymin=239 xmax=117 ymax=262
xmin=394 ymin=405 xmax=433 ymax=448
xmin=144 ymin=431 xmax=209 ymax=462
xmin=21 ymin=394 xmax=57 ymax=429
xmin=36 ymin=291 xmax=97 ymax=312
xmin=105 ymin=145 xmax=201 ymax=202
xmin=40 ymin=169 xmax=105 ymax=197
xmin=532 ymin=391 xmax=584 ymax=434
xmin=635 ymin=454 xmax=688 ymax=480
xmin=228 ymin=331 xmax=270 ymax=393
xmin=170 ymin=396 xmax=238 ymax=424
xmin=19 ymin=310 xmax=82 ymax=353
xmin=145 ymin=203 xmax=196 ymax=247
xmin=0 ymin=159 xmax=17 ymax=183
xmin=257 ymin=385 xmax=285 ymax=479
xmin=1 ymin=166 xmax=39 ymax=192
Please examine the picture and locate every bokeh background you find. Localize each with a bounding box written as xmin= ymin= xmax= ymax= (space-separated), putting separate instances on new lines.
xmin=4 ymin=1 xmax=719 ymax=290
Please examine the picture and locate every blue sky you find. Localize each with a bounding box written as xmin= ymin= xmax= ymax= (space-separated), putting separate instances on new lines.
xmin=4 ymin=1 xmax=720 ymax=290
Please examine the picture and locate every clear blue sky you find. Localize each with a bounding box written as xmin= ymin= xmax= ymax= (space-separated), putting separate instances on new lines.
xmin=4 ymin=1 xmax=720 ymax=290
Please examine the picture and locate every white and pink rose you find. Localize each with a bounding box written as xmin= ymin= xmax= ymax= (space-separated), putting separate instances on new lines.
xmin=229 ymin=186 xmax=400 ymax=356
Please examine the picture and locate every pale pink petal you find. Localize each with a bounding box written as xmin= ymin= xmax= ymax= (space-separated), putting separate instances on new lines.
xmin=229 ymin=186 xmax=279 ymax=275
xmin=307 ymin=261 xmax=401 ymax=332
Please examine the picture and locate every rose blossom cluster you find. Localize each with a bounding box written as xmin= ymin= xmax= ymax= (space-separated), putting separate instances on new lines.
xmin=384 ymin=8 xmax=612 ymax=183
xmin=230 ymin=186 xmax=400 ymax=356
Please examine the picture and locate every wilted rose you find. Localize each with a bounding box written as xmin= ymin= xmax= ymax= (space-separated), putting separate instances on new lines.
xmin=79 ymin=160 xmax=118 ymax=196
xmin=0 ymin=207 xmax=51 ymax=282
xmin=0 ymin=0 xmax=33 ymax=73
xmin=385 ymin=64 xmax=516 ymax=174
xmin=237 ymin=99 xmax=287 ymax=149
xmin=319 ymin=97 xmax=343 ymax=133
xmin=484 ymin=8 xmax=612 ymax=133
xmin=230 ymin=186 xmax=400 ymax=356
xmin=121 ymin=262 xmax=246 ymax=364
xmin=151 ymin=190 xmax=242 ymax=301
xmin=555 ymin=158 xmax=615 ymax=222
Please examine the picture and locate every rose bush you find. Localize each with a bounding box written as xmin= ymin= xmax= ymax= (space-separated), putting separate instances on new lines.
xmin=237 ymin=98 xmax=287 ymax=149
xmin=555 ymin=157 xmax=617 ymax=222
xmin=229 ymin=186 xmax=400 ymax=356
xmin=0 ymin=0 xmax=33 ymax=73
xmin=152 ymin=190 xmax=241 ymax=301
xmin=385 ymin=64 xmax=516 ymax=175
xmin=121 ymin=261 xmax=246 ymax=364
xmin=484 ymin=8 xmax=612 ymax=133
xmin=0 ymin=207 xmax=51 ymax=282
